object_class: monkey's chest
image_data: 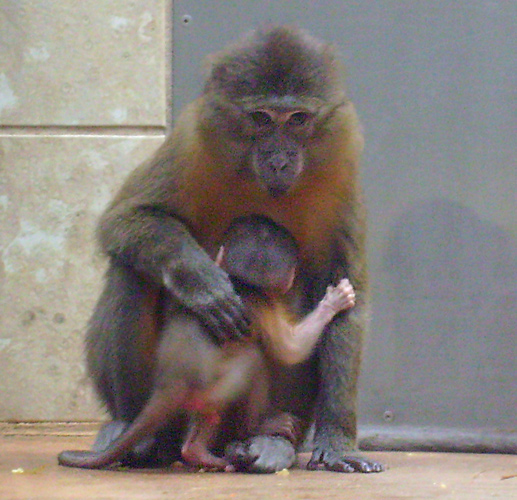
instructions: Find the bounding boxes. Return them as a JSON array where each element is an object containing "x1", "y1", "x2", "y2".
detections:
[{"x1": 188, "y1": 178, "x2": 337, "y2": 266}]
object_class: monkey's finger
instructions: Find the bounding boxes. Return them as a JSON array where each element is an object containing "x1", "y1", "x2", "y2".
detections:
[
  {"x1": 337, "y1": 280, "x2": 353, "y2": 292},
  {"x1": 343, "y1": 299, "x2": 355, "y2": 310},
  {"x1": 58, "y1": 450, "x2": 98, "y2": 469},
  {"x1": 219, "y1": 312, "x2": 250, "y2": 342},
  {"x1": 307, "y1": 449, "x2": 355, "y2": 472},
  {"x1": 327, "y1": 455, "x2": 384, "y2": 473},
  {"x1": 307, "y1": 450, "x2": 334, "y2": 471},
  {"x1": 201, "y1": 313, "x2": 242, "y2": 343},
  {"x1": 216, "y1": 301, "x2": 250, "y2": 338},
  {"x1": 200, "y1": 307, "x2": 249, "y2": 343},
  {"x1": 308, "y1": 448, "x2": 384, "y2": 473},
  {"x1": 223, "y1": 300, "x2": 251, "y2": 333}
]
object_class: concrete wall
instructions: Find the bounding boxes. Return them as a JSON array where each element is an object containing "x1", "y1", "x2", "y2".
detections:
[{"x1": 0, "y1": 1, "x2": 170, "y2": 420}]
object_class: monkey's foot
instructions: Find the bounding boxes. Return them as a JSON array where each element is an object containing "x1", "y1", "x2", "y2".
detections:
[
  {"x1": 259, "y1": 412, "x2": 302, "y2": 445},
  {"x1": 181, "y1": 443, "x2": 230, "y2": 471},
  {"x1": 225, "y1": 436, "x2": 296, "y2": 473},
  {"x1": 307, "y1": 448, "x2": 384, "y2": 473}
]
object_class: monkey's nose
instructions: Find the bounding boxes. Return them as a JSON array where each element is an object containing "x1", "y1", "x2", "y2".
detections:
[{"x1": 268, "y1": 153, "x2": 290, "y2": 172}]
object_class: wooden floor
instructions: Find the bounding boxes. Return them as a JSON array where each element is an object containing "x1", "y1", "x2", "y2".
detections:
[{"x1": 1, "y1": 424, "x2": 516, "y2": 500}]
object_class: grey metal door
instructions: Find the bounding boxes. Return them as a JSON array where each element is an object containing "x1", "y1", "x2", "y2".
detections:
[{"x1": 172, "y1": 1, "x2": 517, "y2": 452}]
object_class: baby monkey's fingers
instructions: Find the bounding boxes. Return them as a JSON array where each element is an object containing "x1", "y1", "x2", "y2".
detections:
[
  {"x1": 335, "y1": 279, "x2": 356, "y2": 309},
  {"x1": 337, "y1": 279, "x2": 355, "y2": 303}
]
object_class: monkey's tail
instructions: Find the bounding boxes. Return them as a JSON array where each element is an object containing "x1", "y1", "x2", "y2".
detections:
[{"x1": 58, "y1": 387, "x2": 188, "y2": 469}]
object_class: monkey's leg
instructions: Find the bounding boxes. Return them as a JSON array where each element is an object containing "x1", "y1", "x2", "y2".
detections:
[
  {"x1": 208, "y1": 346, "x2": 265, "y2": 403},
  {"x1": 181, "y1": 347, "x2": 265, "y2": 471},
  {"x1": 307, "y1": 309, "x2": 384, "y2": 473},
  {"x1": 243, "y1": 362, "x2": 269, "y2": 434},
  {"x1": 225, "y1": 360, "x2": 315, "y2": 473},
  {"x1": 84, "y1": 264, "x2": 184, "y2": 466},
  {"x1": 86, "y1": 265, "x2": 156, "y2": 420},
  {"x1": 181, "y1": 414, "x2": 231, "y2": 471}
]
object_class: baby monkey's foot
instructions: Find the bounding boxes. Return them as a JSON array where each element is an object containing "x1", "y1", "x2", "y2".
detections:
[{"x1": 322, "y1": 279, "x2": 356, "y2": 314}]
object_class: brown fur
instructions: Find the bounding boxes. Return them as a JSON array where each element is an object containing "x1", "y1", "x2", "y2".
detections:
[{"x1": 80, "y1": 26, "x2": 382, "y2": 474}]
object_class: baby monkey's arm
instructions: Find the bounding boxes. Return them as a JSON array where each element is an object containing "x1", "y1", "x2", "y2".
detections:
[{"x1": 263, "y1": 279, "x2": 355, "y2": 365}]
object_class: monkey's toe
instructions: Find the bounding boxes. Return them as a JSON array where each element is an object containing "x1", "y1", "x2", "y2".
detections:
[{"x1": 308, "y1": 449, "x2": 384, "y2": 473}]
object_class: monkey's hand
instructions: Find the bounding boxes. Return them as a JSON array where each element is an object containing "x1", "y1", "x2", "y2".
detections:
[
  {"x1": 320, "y1": 279, "x2": 356, "y2": 314},
  {"x1": 307, "y1": 434, "x2": 384, "y2": 473},
  {"x1": 163, "y1": 253, "x2": 249, "y2": 343}
]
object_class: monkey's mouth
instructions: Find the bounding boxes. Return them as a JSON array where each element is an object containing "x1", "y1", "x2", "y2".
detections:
[
  {"x1": 267, "y1": 185, "x2": 290, "y2": 198},
  {"x1": 257, "y1": 166, "x2": 299, "y2": 197}
]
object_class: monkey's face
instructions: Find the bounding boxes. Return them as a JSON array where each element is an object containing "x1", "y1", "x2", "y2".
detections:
[
  {"x1": 248, "y1": 108, "x2": 315, "y2": 197},
  {"x1": 201, "y1": 27, "x2": 347, "y2": 196}
]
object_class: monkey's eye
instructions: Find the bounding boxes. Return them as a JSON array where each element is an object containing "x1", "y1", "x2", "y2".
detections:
[
  {"x1": 250, "y1": 111, "x2": 273, "y2": 127},
  {"x1": 287, "y1": 112, "x2": 312, "y2": 127}
]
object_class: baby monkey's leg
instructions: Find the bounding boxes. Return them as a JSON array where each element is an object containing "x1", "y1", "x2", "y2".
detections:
[{"x1": 181, "y1": 345, "x2": 268, "y2": 471}]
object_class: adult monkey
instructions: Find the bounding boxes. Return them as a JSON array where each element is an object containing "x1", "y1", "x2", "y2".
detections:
[{"x1": 86, "y1": 26, "x2": 382, "y2": 473}]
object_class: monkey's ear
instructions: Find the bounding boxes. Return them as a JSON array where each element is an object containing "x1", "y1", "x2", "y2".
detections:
[
  {"x1": 284, "y1": 267, "x2": 296, "y2": 293},
  {"x1": 215, "y1": 246, "x2": 225, "y2": 267}
]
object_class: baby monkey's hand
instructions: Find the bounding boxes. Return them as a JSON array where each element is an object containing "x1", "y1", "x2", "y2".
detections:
[{"x1": 321, "y1": 279, "x2": 356, "y2": 314}]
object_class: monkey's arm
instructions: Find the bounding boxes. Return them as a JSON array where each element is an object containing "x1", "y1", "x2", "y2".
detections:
[
  {"x1": 97, "y1": 189, "x2": 248, "y2": 343},
  {"x1": 308, "y1": 305, "x2": 381, "y2": 472},
  {"x1": 263, "y1": 279, "x2": 355, "y2": 365},
  {"x1": 307, "y1": 213, "x2": 383, "y2": 473}
]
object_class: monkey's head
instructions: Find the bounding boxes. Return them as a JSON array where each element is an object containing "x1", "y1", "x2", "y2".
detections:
[
  {"x1": 216, "y1": 215, "x2": 299, "y2": 295},
  {"x1": 200, "y1": 26, "x2": 347, "y2": 197}
]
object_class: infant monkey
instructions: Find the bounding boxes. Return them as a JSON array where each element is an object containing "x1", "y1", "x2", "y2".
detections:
[
  {"x1": 58, "y1": 215, "x2": 355, "y2": 471},
  {"x1": 218, "y1": 216, "x2": 356, "y2": 366}
]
